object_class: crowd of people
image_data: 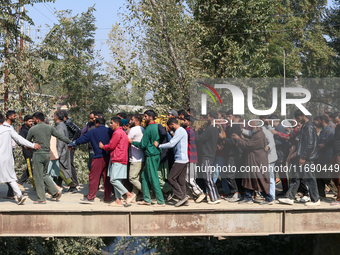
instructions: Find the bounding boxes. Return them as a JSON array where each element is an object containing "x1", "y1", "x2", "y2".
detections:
[{"x1": 0, "y1": 107, "x2": 339, "y2": 208}]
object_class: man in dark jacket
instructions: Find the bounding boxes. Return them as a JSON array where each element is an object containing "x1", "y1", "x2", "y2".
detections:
[
  {"x1": 279, "y1": 109, "x2": 320, "y2": 206},
  {"x1": 195, "y1": 111, "x2": 220, "y2": 204},
  {"x1": 220, "y1": 109, "x2": 242, "y2": 202},
  {"x1": 17, "y1": 115, "x2": 34, "y2": 189}
]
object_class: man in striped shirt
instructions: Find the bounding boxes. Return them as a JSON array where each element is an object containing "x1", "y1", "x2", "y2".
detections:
[{"x1": 182, "y1": 115, "x2": 205, "y2": 203}]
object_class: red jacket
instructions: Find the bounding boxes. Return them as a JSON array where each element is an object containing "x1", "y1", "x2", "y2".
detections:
[{"x1": 102, "y1": 127, "x2": 129, "y2": 165}]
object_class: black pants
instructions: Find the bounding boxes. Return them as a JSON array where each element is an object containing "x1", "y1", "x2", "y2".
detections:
[
  {"x1": 201, "y1": 159, "x2": 220, "y2": 202},
  {"x1": 168, "y1": 163, "x2": 188, "y2": 200},
  {"x1": 70, "y1": 148, "x2": 79, "y2": 186},
  {"x1": 315, "y1": 162, "x2": 331, "y2": 198},
  {"x1": 275, "y1": 159, "x2": 288, "y2": 192},
  {"x1": 223, "y1": 156, "x2": 239, "y2": 194},
  {"x1": 17, "y1": 158, "x2": 33, "y2": 185},
  {"x1": 286, "y1": 160, "x2": 319, "y2": 202}
]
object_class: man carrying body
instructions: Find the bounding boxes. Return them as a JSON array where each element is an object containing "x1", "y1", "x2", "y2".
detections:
[
  {"x1": 26, "y1": 112, "x2": 70, "y2": 204},
  {"x1": 70, "y1": 118, "x2": 113, "y2": 204},
  {"x1": 17, "y1": 115, "x2": 34, "y2": 190},
  {"x1": 129, "y1": 110, "x2": 165, "y2": 207},
  {"x1": 0, "y1": 113, "x2": 41, "y2": 204}
]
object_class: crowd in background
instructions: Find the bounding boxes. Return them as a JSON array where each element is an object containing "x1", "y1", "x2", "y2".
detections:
[{"x1": 0, "y1": 107, "x2": 339, "y2": 207}]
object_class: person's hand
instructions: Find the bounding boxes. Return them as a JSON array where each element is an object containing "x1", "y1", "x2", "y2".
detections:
[
  {"x1": 318, "y1": 144, "x2": 324, "y2": 149},
  {"x1": 232, "y1": 133, "x2": 240, "y2": 141},
  {"x1": 129, "y1": 138, "x2": 133, "y2": 144},
  {"x1": 33, "y1": 143, "x2": 41, "y2": 150},
  {"x1": 217, "y1": 145, "x2": 222, "y2": 150},
  {"x1": 195, "y1": 125, "x2": 201, "y2": 131},
  {"x1": 219, "y1": 132, "x2": 224, "y2": 139},
  {"x1": 166, "y1": 126, "x2": 170, "y2": 132},
  {"x1": 99, "y1": 141, "x2": 104, "y2": 149},
  {"x1": 265, "y1": 146, "x2": 269, "y2": 152},
  {"x1": 270, "y1": 130, "x2": 278, "y2": 135},
  {"x1": 299, "y1": 158, "x2": 306, "y2": 165},
  {"x1": 154, "y1": 141, "x2": 159, "y2": 147}
]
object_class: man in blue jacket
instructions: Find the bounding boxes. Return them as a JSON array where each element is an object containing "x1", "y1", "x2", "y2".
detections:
[{"x1": 69, "y1": 118, "x2": 113, "y2": 204}]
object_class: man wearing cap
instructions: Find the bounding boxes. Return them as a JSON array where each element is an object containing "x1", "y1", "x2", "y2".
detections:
[{"x1": 167, "y1": 110, "x2": 178, "y2": 119}]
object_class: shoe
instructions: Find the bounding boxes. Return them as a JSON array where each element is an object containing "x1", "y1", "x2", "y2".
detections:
[
  {"x1": 3, "y1": 196, "x2": 15, "y2": 200},
  {"x1": 228, "y1": 193, "x2": 242, "y2": 203},
  {"x1": 195, "y1": 193, "x2": 206, "y2": 203},
  {"x1": 126, "y1": 193, "x2": 136, "y2": 204},
  {"x1": 207, "y1": 195, "x2": 211, "y2": 203},
  {"x1": 300, "y1": 196, "x2": 311, "y2": 203},
  {"x1": 278, "y1": 198, "x2": 294, "y2": 205},
  {"x1": 259, "y1": 200, "x2": 274, "y2": 205},
  {"x1": 183, "y1": 200, "x2": 189, "y2": 206},
  {"x1": 330, "y1": 201, "x2": 340, "y2": 206},
  {"x1": 17, "y1": 196, "x2": 26, "y2": 205},
  {"x1": 208, "y1": 199, "x2": 221, "y2": 205},
  {"x1": 165, "y1": 191, "x2": 175, "y2": 201},
  {"x1": 305, "y1": 200, "x2": 321, "y2": 206},
  {"x1": 238, "y1": 199, "x2": 253, "y2": 204},
  {"x1": 276, "y1": 191, "x2": 286, "y2": 197},
  {"x1": 295, "y1": 195, "x2": 301, "y2": 202},
  {"x1": 52, "y1": 191, "x2": 62, "y2": 201},
  {"x1": 68, "y1": 186, "x2": 78, "y2": 193},
  {"x1": 175, "y1": 197, "x2": 189, "y2": 207},
  {"x1": 79, "y1": 197, "x2": 94, "y2": 204}
]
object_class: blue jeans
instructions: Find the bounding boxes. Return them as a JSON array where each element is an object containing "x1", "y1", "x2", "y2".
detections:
[
  {"x1": 269, "y1": 163, "x2": 275, "y2": 200},
  {"x1": 213, "y1": 156, "x2": 225, "y2": 183}
]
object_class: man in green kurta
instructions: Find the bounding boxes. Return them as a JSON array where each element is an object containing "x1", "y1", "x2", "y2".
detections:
[
  {"x1": 27, "y1": 112, "x2": 71, "y2": 204},
  {"x1": 129, "y1": 110, "x2": 165, "y2": 206}
]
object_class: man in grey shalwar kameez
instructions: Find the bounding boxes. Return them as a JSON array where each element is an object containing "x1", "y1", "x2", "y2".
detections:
[
  {"x1": 54, "y1": 111, "x2": 76, "y2": 191},
  {"x1": 0, "y1": 113, "x2": 40, "y2": 204}
]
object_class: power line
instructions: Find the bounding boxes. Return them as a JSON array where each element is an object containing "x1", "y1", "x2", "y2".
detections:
[
  {"x1": 32, "y1": 6, "x2": 55, "y2": 24},
  {"x1": 43, "y1": 3, "x2": 58, "y2": 22}
]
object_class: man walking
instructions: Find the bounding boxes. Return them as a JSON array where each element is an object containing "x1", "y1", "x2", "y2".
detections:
[
  {"x1": 54, "y1": 111, "x2": 77, "y2": 192},
  {"x1": 26, "y1": 112, "x2": 70, "y2": 204},
  {"x1": 80, "y1": 111, "x2": 97, "y2": 171},
  {"x1": 154, "y1": 118, "x2": 189, "y2": 207},
  {"x1": 0, "y1": 113, "x2": 41, "y2": 205},
  {"x1": 70, "y1": 118, "x2": 113, "y2": 204},
  {"x1": 61, "y1": 110, "x2": 81, "y2": 187},
  {"x1": 127, "y1": 115, "x2": 145, "y2": 200},
  {"x1": 99, "y1": 117, "x2": 135, "y2": 206},
  {"x1": 129, "y1": 110, "x2": 165, "y2": 207},
  {"x1": 279, "y1": 110, "x2": 320, "y2": 206},
  {"x1": 17, "y1": 115, "x2": 34, "y2": 189},
  {"x1": 181, "y1": 115, "x2": 205, "y2": 203},
  {"x1": 194, "y1": 111, "x2": 221, "y2": 204}
]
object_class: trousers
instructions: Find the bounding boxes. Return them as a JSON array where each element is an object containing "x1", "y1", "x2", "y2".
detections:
[
  {"x1": 141, "y1": 155, "x2": 164, "y2": 204},
  {"x1": 168, "y1": 163, "x2": 188, "y2": 200}
]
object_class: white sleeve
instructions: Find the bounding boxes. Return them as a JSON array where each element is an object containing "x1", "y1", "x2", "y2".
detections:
[
  {"x1": 242, "y1": 129, "x2": 253, "y2": 137},
  {"x1": 10, "y1": 129, "x2": 35, "y2": 149}
]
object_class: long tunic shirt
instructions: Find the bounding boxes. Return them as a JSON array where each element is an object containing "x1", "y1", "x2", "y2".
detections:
[{"x1": 0, "y1": 125, "x2": 36, "y2": 182}]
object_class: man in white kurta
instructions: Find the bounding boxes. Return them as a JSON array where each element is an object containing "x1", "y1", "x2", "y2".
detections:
[{"x1": 0, "y1": 116, "x2": 40, "y2": 205}]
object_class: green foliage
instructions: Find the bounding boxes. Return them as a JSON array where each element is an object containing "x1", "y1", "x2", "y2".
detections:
[{"x1": 0, "y1": 237, "x2": 105, "y2": 255}]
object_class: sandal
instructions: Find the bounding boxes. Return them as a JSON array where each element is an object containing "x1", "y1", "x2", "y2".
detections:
[
  {"x1": 330, "y1": 201, "x2": 340, "y2": 206},
  {"x1": 33, "y1": 201, "x2": 46, "y2": 204},
  {"x1": 108, "y1": 202, "x2": 123, "y2": 207}
]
